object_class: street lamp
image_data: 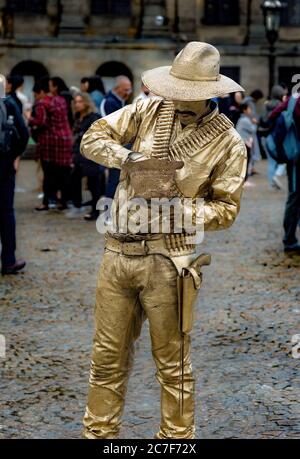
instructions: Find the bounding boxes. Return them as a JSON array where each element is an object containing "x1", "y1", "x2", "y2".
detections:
[{"x1": 261, "y1": 0, "x2": 287, "y2": 95}]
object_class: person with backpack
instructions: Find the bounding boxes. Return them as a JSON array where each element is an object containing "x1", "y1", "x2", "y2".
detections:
[
  {"x1": 0, "y1": 76, "x2": 29, "y2": 275},
  {"x1": 259, "y1": 85, "x2": 287, "y2": 190},
  {"x1": 267, "y1": 94, "x2": 300, "y2": 253}
]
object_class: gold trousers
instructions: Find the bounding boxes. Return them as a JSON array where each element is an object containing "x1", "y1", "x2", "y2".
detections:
[{"x1": 83, "y1": 249, "x2": 195, "y2": 439}]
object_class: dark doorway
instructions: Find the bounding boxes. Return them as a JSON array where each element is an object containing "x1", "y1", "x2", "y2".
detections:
[
  {"x1": 10, "y1": 60, "x2": 49, "y2": 106},
  {"x1": 10, "y1": 60, "x2": 49, "y2": 81},
  {"x1": 96, "y1": 61, "x2": 133, "y2": 81}
]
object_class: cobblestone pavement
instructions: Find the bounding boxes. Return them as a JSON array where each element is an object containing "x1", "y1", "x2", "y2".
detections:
[{"x1": 0, "y1": 160, "x2": 299, "y2": 439}]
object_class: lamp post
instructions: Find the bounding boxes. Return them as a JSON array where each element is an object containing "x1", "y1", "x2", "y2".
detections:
[{"x1": 261, "y1": 0, "x2": 287, "y2": 95}]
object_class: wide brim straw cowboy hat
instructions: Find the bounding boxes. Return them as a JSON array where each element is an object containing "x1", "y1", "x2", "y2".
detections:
[{"x1": 142, "y1": 42, "x2": 244, "y2": 101}]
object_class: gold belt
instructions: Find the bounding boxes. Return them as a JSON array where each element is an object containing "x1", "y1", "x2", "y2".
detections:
[{"x1": 105, "y1": 233, "x2": 196, "y2": 257}]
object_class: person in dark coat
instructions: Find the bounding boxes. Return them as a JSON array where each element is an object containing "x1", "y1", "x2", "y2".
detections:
[
  {"x1": 67, "y1": 92, "x2": 105, "y2": 221},
  {"x1": 0, "y1": 82, "x2": 29, "y2": 275},
  {"x1": 5, "y1": 75, "x2": 24, "y2": 114},
  {"x1": 99, "y1": 75, "x2": 132, "y2": 199},
  {"x1": 217, "y1": 93, "x2": 232, "y2": 118},
  {"x1": 228, "y1": 91, "x2": 244, "y2": 126},
  {"x1": 269, "y1": 95, "x2": 300, "y2": 253}
]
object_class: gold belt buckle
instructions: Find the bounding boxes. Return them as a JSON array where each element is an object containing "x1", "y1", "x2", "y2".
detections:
[{"x1": 120, "y1": 239, "x2": 149, "y2": 256}]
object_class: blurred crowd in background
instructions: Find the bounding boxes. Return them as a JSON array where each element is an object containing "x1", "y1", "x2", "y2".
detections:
[
  {"x1": 6, "y1": 73, "x2": 135, "y2": 221},
  {"x1": 0, "y1": 71, "x2": 299, "y2": 274}
]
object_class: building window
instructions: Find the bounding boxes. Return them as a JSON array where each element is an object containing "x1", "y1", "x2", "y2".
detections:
[
  {"x1": 278, "y1": 67, "x2": 300, "y2": 93},
  {"x1": 281, "y1": 0, "x2": 300, "y2": 26},
  {"x1": 8, "y1": 0, "x2": 47, "y2": 14},
  {"x1": 221, "y1": 66, "x2": 240, "y2": 84},
  {"x1": 203, "y1": 0, "x2": 239, "y2": 26},
  {"x1": 91, "y1": 0, "x2": 131, "y2": 16}
]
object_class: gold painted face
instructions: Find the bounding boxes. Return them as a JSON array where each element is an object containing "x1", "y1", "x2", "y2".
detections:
[{"x1": 173, "y1": 100, "x2": 210, "y2": 125}]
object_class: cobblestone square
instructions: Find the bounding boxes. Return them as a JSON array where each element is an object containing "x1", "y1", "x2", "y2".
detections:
[{"x1": 0, "y1": 160, "x2": 299, "y2": 439}]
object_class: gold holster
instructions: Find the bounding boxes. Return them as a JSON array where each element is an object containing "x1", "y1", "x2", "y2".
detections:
[
  {"x1": 177, "y1": 253, "x2": 211, "y2": 416},
  {"x1": 177, "y1": 253, "x2": 211, "y2": 334}
]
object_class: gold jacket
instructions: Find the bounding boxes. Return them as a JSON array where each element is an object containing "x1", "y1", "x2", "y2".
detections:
[{"x1": 81, "y1": 97, "x2": 248, "y2": 233}]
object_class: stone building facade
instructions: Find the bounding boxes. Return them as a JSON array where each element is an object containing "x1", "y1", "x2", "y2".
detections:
[{"x1": 0, "y1": 0, "x2": 300, "y2": 98}]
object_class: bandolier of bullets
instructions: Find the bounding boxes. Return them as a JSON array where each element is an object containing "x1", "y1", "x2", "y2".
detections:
[
  {"x1": 151, "y1": 100, "x2": 197, "y2": 255},
  {"x1": 169, "y1": 113, "x2": 233, "y2": 160},
  {"x1": 151, "y1": 100, "x2": 176, "y2": 160},
  {"x1": 164, "y1": 233, "x2": 197, "y2": 256}
]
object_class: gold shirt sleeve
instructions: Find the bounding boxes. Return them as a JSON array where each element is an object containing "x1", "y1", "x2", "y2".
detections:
[
  {"x1": 200, "y1": 138, "x2": 248, "y2": 231},
  {"x1": 80, "y1": 99, "x2": 143, "y2": 169}
]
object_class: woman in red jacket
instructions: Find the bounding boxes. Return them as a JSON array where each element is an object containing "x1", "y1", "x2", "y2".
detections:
[{"x1": 30, "y1": 77, "x2": 73, "y2": 211}]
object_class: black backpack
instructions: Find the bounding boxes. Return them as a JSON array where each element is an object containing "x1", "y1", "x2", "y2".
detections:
[{"x1": 0, "y1": 98, "x2": 20, "y2": 157}]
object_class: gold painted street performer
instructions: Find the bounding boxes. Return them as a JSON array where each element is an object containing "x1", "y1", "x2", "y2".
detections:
[{"x1": 80, "y1": 42, "x2": 248, "y2": 439}]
